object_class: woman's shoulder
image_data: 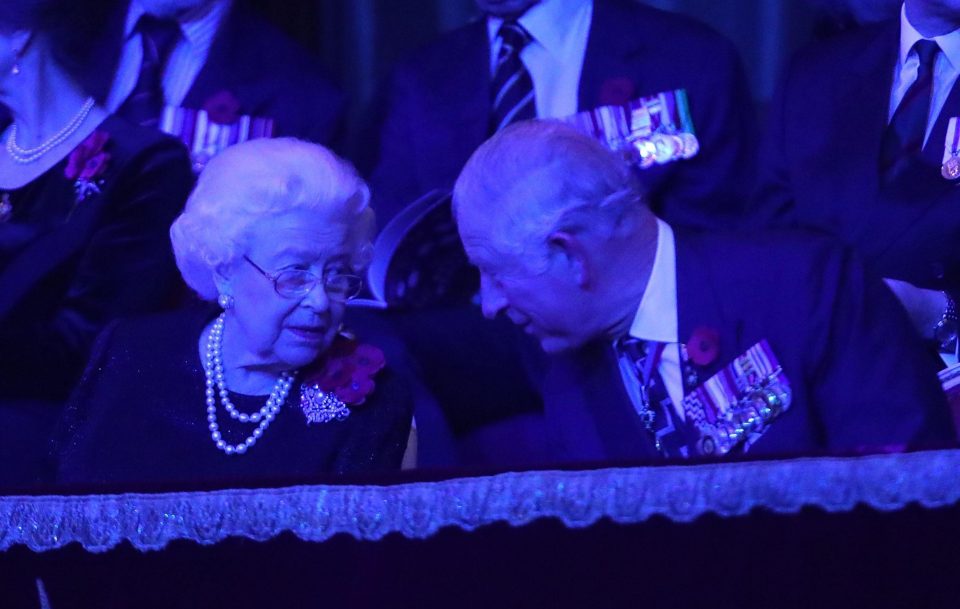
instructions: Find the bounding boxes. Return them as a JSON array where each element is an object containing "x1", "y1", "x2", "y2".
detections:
[
  {"x1": 91, "y1": 115, "x2": 193, "y2": 183},
  {"x1": 113, "y1": 304, "x2": 214, "y2": 341}
]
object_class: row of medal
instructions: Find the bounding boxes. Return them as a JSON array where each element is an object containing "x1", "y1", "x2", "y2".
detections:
[
  {"x1": 681, "y1": 339, "x2": 792, "y2": 457},
  {"x1": 560, "y1": 88, "x2": 700, "y2": 169},
  {"x1": 159, "y1": 105, "x2": 275, "y2": 174}
]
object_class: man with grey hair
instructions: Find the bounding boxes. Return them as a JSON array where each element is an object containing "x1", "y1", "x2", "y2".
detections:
[{"x1": 455, "y1": 119, "x2": 955, "y2": 462}]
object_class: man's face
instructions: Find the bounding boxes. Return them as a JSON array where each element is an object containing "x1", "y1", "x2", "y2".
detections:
[
  {"x1": 457, "y1": 209, "x2": 595, "y2": 354},
  {"x1": 474, "y1": 0, "x2": 540, "y2": 18}
]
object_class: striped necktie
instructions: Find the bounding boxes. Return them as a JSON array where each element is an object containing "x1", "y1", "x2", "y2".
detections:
[
  {"x1": 880, "y1": 39, "x2": 940, "y2": 184},
  {"x1": 490, "y1": 21, "x2": 536, "y2": 134},
  {"x1": 117, "y1": 15, "x2": 181, "y2": 128}
]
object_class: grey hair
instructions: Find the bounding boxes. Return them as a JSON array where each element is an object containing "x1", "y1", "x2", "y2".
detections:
[
  {"x1": 170, "y1": 138, "x2": 374, "y2": 300},
  {"x1": 453, "y1": 119, "x2": 645, "y2": 271}
]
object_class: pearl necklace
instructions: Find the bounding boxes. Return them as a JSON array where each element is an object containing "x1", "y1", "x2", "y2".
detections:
[
  {"x1": 5, "y1": 97, "x2": 96, "y2": 164},
  {"x1": 204, "y1": 313, "x2": 296, "y2": 455}
]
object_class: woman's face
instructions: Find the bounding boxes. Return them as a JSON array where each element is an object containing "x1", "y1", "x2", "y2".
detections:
[{"x1": 218, "y1": 208, "x2": 355, "y2": 374}]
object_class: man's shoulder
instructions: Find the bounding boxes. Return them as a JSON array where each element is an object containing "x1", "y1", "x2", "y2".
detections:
[
  {"x1": 594, "y1": 0, "x2": 737, "y2": 52},
  {"x1": 104, "y1": 306, "x2": 212, "y2": 350},
  {"x1": 787, "y1": 20, "x2": 898, "y2": 80},
  {"x1": 679, "y1": 228, "x2": 849, "y2": 271}
]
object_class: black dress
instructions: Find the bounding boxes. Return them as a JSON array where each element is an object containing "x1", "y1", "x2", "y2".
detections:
[
  {"x1": 0, "y1": 115, "x2": 193, "y2": 489},
  {"x1": 53, "y1": 306, "x2": 414, "y2": 490}
]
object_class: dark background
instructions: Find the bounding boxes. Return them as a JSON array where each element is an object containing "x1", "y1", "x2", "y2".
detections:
[{"x1": 244, "y1": 0, "x2": 905, "y2": 160}]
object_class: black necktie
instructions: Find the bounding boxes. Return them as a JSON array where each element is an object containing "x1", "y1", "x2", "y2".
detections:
[
  {"x1": 616, "y1": 338, "x2": 690, "y2": 458},
  {"x1": 117, "y1": 15, "x2": 181, "y2": 128},
  {"x1": 490, "y1": 21, "x2": 536, "y2": 134},
  {"x1": 880, "y1": 39, "x2": 940, "y2": 183}
]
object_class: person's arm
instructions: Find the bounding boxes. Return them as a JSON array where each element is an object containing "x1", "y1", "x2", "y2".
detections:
[
  {"x1": 809, "y1": 245, "x2": 955, "y2": 451},
  {"x1": 883, "y1": 278, "x2": 952, "y2": 343}
]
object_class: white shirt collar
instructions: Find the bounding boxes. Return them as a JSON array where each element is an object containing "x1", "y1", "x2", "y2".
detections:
[
  {"x1": 125, "y1": 0, "x2": 231, "y2": 48},
  {"x1": 628, "y1": 219, "x2": 678, "y2": 344},
  {"x1": 900, "y1": 3, "x2": 960, "y2": 71},
  {"x1": 487, "y1": 0, "x2": 591, "y2": 57}
]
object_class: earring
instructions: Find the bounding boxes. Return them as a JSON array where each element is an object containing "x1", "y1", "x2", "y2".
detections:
[
  {"x1": 217, "y1": 293, "x2": 234, "y2": 310},
  {"x1": 11, "y1": 49, "x2": 21, "y2": 76}
]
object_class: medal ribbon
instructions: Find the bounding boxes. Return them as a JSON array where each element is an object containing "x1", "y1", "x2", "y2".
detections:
[{"x1": 943, "y1": 117, "x2": 959, "y2": 164}]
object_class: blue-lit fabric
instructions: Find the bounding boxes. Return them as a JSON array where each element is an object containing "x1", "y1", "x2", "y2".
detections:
[{"x1": 3, "y1": 449, "x2": 959, "y2": 552}]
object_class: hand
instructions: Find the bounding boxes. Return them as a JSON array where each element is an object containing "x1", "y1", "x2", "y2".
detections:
[{"x1": 883, "y1": 278, "x2": 948, "y2": 340}]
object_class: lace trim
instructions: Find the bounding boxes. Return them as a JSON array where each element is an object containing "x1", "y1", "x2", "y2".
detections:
[{"x1": 3, "y1": 449, "x2": 958, "y2": 553}]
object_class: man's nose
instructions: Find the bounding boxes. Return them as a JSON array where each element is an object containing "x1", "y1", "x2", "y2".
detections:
[{"x1": 479, "y1": 273, "x2": 508, "y2": 319}]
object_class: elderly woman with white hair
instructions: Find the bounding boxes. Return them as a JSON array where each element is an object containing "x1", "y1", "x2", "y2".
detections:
[{"x1": 52, "y1": 138, "x2": 414, "y2": 487}]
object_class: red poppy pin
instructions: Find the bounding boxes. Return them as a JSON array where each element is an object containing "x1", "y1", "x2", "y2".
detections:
[
  {"x1": 686, "y1": 326, "x2": 720, "y2": 367},
  {"x1": 65, "y1": 130, "x2": 111, "y2": 202},
  {"x1": 298, "y1": 337, "x2": 386, "y2": 425},
  {"x1": 203, "y1": 89, "x2": 242, "y2": 125}
]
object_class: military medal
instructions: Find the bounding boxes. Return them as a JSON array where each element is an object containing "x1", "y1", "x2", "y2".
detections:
[
  {"x1": 681, "y1": 340, "x2": 792, "y2": 457},
  {"x1": 942, "y1": 118, "x2": 960, "y2": 181},
  {"x1": 160, "y1": 105, "x2": 274, "y2": 174},
  {"x1": 559, "y1": 88, "x2": 700, "y2": 170}
]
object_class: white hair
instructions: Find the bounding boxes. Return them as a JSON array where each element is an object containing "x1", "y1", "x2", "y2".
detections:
[
  {"x1": 453, "y1": 119, "x2": 645, "y2": 271},
  {"x1": 170, "y1": 138, "x2": 374, "y2": 300}
]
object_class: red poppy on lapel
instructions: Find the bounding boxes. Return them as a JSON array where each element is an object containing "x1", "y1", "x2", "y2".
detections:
[
  {"x1": 203, "y1": 89, "x2": 242, "y2": 125},
  {"x1": 598, "y1": 77, "x2": 636, "y2": 106},
  {"x1": 686, "y1": 326, "x2": 720, "y2": 367},
  {"x1": 301, "y1": 337, "x2": 386, "y2": 406},
  {"x1": 64, "y1": 130, "x2": 111, "y2": 182}
]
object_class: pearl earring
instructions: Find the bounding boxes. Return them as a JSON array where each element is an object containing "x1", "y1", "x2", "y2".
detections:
[
  {"x1": 218, "y1": 293, "x2": 234, "y2": 310},
  {"x1": 10, "y1": 49, "x2": 21, "y2": 76}
]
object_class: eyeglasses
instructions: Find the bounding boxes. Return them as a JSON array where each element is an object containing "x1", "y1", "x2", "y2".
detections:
[{"x1": 243, "y1": 255, "x2": 363, "y2": 301}]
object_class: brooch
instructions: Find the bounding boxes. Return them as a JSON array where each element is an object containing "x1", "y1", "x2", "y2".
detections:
[{"x1": 298, "y1": 337, "x2": 386, "y2": 425}]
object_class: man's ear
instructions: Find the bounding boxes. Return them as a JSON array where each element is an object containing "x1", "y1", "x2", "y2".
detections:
[{"x1": 547, "y1": 230, "x2": 591, "y2": 288}]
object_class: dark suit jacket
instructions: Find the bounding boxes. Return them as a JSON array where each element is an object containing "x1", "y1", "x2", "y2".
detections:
[
  {"x1": 754, "y1": 20, "x2": 960, "y2": 293},
  {"x1": 371, "y1": 0, "x2": 755, "y2": 228},
  {"x1": 83, "y1": 1, "x2": 344, "y2": 144},
  {"x1": 541, "y1": 229, "x2": 954, "y2": 464},
  {"x1": 0, "y1": 116, "x2": 193, "y2": 491},
  {"x1": 52, "y1": 305, "x2": 414, "y2": 491},
  {"x1": 0, "y1": 116, "x2": 193, "y2": 402}
]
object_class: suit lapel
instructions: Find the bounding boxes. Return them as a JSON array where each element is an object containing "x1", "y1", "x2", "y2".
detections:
[
  {"x1": 182, "y1": 4, "x2": 242, "y2": 110},
  {"x1": 578, "y1": 0, "x2": 646, "y2": 111},
  {"x1": 833, "y1": 23, "x2": 899, "y2": 205},
  {"x1": 674, "y1": 231, "x2": 744, "y2": 388}
]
